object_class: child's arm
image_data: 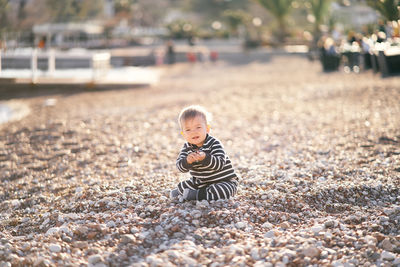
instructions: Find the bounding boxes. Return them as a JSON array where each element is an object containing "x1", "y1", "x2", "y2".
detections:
[
  {"x1": 176, "y1": 147, "x2": 193, "y2": 173},
  {"x1": 198, "y1": 141, "x2": 226, "y2": 171}
]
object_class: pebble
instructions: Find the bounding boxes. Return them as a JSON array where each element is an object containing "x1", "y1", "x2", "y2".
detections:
[
  {"x1": 381, "y1": 251, "x2": 395, "y2": 261},
  {"x1": 235, "y1": 222, "x2": 246, "y2": 229},
  {"x1": 381, "y1": 238, "x2": 393, "y2": 251},
  {"x1": 311, "y1": 224, "x2": 324, "y2": 234},
  {"x1": 302, "y1": 246, "x2": 320, "y2": 258},
  {"x1": 88, "y1": 255, "x2": 103, "y2": 265},
  {"x1": 120, "y1": 234, "x2": 135, "y2": 244},
  {"x1": 49, "y1": 244, "x2": 61, "y2": 253}
]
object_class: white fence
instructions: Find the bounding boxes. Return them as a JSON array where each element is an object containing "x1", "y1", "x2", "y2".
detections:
[{"x1": 0, "y1": 48, "x2": 111, "y2": 83}]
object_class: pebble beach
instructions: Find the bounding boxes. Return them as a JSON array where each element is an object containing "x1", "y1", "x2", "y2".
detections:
[{"x1": 1, "y1": 55, "x2": 400, "y2": 266}]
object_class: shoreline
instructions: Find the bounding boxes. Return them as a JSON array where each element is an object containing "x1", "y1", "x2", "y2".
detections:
[{"x1": 0, "y1": 100, "x2": 30, "y2": 125}]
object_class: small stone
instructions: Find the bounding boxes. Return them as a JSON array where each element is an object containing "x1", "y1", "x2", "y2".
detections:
[
  {"x1": 264, "y1": 230, "x2": 275, "y2": 239},
  {"x1": 87, "y1": 232, "x2": 97, "y2": 240},
  {"x1": 262, "y1": 222, "x2": 273, "y2": 229},
  {"x1": 33, "y1": 257, "x2": 51, "y2": 267},
  {"x1": 302, "y1": 246, "x2": 320, "y2": 258},
  {"x1": 170, "y1": 225, "x2": 180, "y2": 232},
  {"x1": 45, "y1": 227, "x2": 59, "y2": 236},
  {"x1": 250, "y1": 248, "x2": 260, "y2": 260},
  {"x1": 106, "y1": 221, "x2": 116, "y2": 228},
  {"x1": 72, "y1": 241, "x2": 88, "y2": 249},
  {"x1": 381, "y1": 251, "x2": 395, "y2": 261},
  {"x1": 311, "y1": 224, "x2": 324, "y2": 234},
  {"x1": 320, "y1": 250, "x2": 328, "y2": 259},
  {"x1": 76, "y1": 226, "x2": 89, "y2": 236},
  {"x1": 49, "y1": 244, "x2": 61, "y2": 253},
  {"x1": 381, "y1": 238, "x2": 393, "y2": 251},
  {"x1": 235, "y1": 222, "x2": 246, "y2": 229},
  {"x1": 280, "y1": 222, "x2": 290, "y2": 229},
  {"x1": 11, "y1": 199, "x2": 20, "y2": 207},
  {"x1": 146, "y1": 255, "x2": 164, "y2": 266},
  {"x1": 373, "y1": 232, "x2": 386, "y2": 242},
  {"x1": 88, "y1": 254, "x2": 103, "y2": 265},
  {"x1": 121, "y1": 234, "x2": 135, "y2": 244}
]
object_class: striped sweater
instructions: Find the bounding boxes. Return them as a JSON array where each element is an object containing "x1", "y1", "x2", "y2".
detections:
[{"x1": 176, "y1": 134, "x2": 238, "y2": 186}]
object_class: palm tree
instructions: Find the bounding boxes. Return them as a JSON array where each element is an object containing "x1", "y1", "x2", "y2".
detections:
[
  {"x1": 0, "y1": 0, "x2": 10, "y2": 38},
  {"x1": 254, "y1": 0, "x2": 294, "y2": 43},
  {"x1": 223, "y1": 9, "x2": 250, "y2": 38},
  {"x1": 307, "y1": 0, "x2": 332, "y2": 44},
  {"x1": 365, "y1": 0, "x2": 399, "y2": 21}
]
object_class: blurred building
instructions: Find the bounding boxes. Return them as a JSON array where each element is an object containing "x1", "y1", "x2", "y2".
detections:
[
  {"x1": 331, "y1": 1, "x2": 378, "y2": 30},
  {"x1": 32, "y1": 23, "x2": 105, "y2": 49}
]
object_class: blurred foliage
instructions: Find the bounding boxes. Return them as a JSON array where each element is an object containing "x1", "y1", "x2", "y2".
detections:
[
  {"x1": 254, "y1": 0, "x2": 294, "y2": 41},
  {"x1": 45, "y1": 0, "x2": 105, "y2": 23},
  {"x1": 222, "y1": 9, "x2": 251, "y2": 37},
  {"x1": 166, "y1": 19, "x2": 197, "y2": 39},
  {"x1": 182, "y1": 0, "x2": 251, "y2": 21},
  {"x1": 304, "y1": 0, "x2": 333, "y2": 43},
  {"x1": 365, "y1": 0, "x2": 399, "y2": 21},
  {"x1": 122, "y1": 0, "x2": 173, "y2": 27},
  {"x1": 0, "y1": 0, "x2": 10, "y2": 37}
]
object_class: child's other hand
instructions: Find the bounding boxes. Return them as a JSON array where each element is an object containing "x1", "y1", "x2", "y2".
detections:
[{"x1": 186, "y1": 152, "x2": 197, "y2": 164}]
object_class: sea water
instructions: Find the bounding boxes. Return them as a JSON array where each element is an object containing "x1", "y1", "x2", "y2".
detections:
[
  {"x1": 0, "y1": 101, "x2": 30, "y2": 125},
  {"x1": 0, "y1": 103, "x2": 13, "y2": 124}
]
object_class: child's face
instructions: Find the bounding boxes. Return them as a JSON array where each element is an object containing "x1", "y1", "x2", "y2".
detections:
[{"x1": 180, "y1": 115, "x2": 210, "y2": 147}]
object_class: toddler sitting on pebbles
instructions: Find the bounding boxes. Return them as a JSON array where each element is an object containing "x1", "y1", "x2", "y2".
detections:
[{"x1": 170, "y1": 105, "x2": 239, "y2": 201}]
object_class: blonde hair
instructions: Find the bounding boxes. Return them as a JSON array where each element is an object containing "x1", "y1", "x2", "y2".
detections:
[{"x1": 178, "y1": 105, "x2": 212, "y2": 128}]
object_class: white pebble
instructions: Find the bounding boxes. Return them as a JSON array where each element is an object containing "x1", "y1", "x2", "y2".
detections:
[
  {"x1": 311, "y1": 224, "x2": 324, "y2": 234},
  {"x1": 381, "y1": 251, "x2": 395, "y2": 261},
  {"x1": 49, "y1": 244, "x2": 61, "y2": 253},
  {"x1": 88, "y1": 254, "x2": 103, "y2": 265},
  {"x1": 235, "y1": 222, "x2": 246, "y2": 229}
]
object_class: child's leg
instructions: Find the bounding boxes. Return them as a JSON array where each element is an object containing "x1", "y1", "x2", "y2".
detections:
[
  {"x1": 199, "y1": 180, "x2": 238, "y2": 201},
  {"x1": 170, "y1": 179, "x2": 198, "y2": 199},
  {"x1": 177, "y1": 179, "x2": 197, "y2": 194}
]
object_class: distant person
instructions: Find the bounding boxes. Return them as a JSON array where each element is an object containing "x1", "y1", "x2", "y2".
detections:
[
  {"x1": 166, "y1": 40, "x2": 175, "y2": 64},
  {"x1": 210, "y1": 51, "x2": 218, "y2": 62},
  {"x1": 38, "y1": 37, "x2": 46, "y2": 49},
  {"x1": 347, "y1": 31, "x2": 357, "y2": 44},
  {"x1": 0, "y1": 40, "x2": 5, "y2": 51},
  {"x1": 378, "y1": 19, "x2": 386, "y2": 34},
  {"x1": 170, "y1": 105, "x2": 239, "y2": 201},
  {"x1": 323, "y1": 37, "x2": 338, "y2": 55},
  {"x1": 188, "y1": 36, "x2": 196, "y2": 46}
]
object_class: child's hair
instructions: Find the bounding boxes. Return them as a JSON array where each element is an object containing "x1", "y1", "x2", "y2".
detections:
[{"x1": 178, "y1": 105, "x2": 212, "y2": 128}]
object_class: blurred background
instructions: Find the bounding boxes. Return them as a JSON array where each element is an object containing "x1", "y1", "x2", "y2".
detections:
[
  {"x1": 0, "y1": 0, "x2": 399, "y2": 81},
  {"x1": 0, "y1": 0, "x2": 398, "y2": 51}
]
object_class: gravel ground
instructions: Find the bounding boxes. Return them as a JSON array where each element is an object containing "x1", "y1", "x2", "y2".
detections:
[{"x1": 1, "y1": 55, "x2": 400, "y2": 267}]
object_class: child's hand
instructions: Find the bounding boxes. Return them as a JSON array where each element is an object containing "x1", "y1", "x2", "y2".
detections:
[
  {"x1": 186, "y1": 152, "x2": 197, "y2": 164},
  {"x1": 187, "y1": 151, "x2": 206, "y2": 164}
]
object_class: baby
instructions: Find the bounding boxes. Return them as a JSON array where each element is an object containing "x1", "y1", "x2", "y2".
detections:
[{"x1": 170, "y1": 105, "x2": 239, "y2": 201}]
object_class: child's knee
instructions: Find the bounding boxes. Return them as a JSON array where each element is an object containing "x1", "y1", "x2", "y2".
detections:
[{"x1": 207, "y1": 183, "x2": 236, "y2": 200}]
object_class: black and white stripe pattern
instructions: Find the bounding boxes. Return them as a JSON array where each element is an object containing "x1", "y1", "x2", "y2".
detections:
[{"x1": 176, "y1": 134, "x2": 238, "y2": 200}]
